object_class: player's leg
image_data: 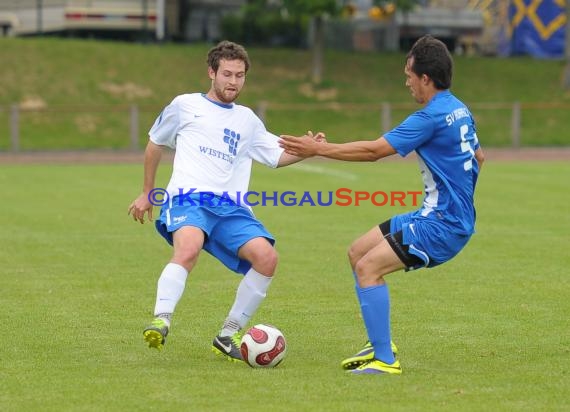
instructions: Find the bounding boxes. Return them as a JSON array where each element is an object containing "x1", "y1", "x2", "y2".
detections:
[
  {"x1": 341, "y1": 225, "x2": 399, "y2": 369},
  {"x1": 347, "y1": 225, "x2": 385, "y2": 271},
  {"x1": 341, "y1": 230, "x2": 405, "y2": 373},
  {"x1": 157, "y1": 225, "x2": 205, "y2": 317},
  {"x1": 345, "y1": 215, "x2": 427, "y2": 374},
  {"x1": 345, "y1": 238, "x2": 404, "y2": 374},
  {"x1": 353, "y1": 216, "x2": 429, "y2": 374},
  {"x1": 232, "y1": 237, "x2": 277, "y2": 329},
  {"x1": 144, "y1": 226, "x2": 205, "y2": 350},
  {"x1": 212, "y1": 237, "x2": 277, "y2": 362}
]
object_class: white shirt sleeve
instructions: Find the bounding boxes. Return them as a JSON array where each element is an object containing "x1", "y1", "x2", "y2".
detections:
[
  {"x1": 148, "y1": 98, "x2": 180, "y2": 149},
  {"x1": 248, "y1": 121, "x2": 284, "y2": 168}
]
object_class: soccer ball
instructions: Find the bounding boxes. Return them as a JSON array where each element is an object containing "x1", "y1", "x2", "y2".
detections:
[{"x1": 240, "y1": 324, "x2": 287, "y2": 368}]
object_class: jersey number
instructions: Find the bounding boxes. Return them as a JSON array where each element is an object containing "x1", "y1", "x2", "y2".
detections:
[{"x1": 460, "y1": 124, "x2": 475, "y2": 171}]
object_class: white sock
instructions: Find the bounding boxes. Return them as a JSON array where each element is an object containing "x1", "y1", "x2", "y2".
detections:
[
  {"x1": 221, "y1": 268, "x2": 273, "y2": 336},
  {"x1": 153, "y1": 263, "x2": 189, "y2": 324}
]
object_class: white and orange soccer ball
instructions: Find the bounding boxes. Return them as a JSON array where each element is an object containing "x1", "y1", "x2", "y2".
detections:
[{"x1": 240, "y1": 324, "x2": 287, "y2": 368}]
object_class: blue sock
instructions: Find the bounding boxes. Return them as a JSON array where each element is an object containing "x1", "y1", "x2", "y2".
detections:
[{"x1": 356, "y1": 283, "x2": 395, "y2": 364}]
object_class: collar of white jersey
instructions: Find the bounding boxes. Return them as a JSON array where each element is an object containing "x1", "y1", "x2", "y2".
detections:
[{"x1": 201, "y1": 93, "x2": 234, "y2": 109}]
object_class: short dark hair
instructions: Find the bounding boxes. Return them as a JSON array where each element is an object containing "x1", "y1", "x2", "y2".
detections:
[
  {"x1": 207, "y1": 40, "x2": 250, "y2": 73},
  {"x1": 407, "y1": 35, "x2": 453, "y2": 90}
]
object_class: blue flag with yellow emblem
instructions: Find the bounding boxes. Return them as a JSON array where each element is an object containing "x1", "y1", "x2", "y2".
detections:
[{"x1": 500, "y1": 0, "x2": 566, "y2": 58}]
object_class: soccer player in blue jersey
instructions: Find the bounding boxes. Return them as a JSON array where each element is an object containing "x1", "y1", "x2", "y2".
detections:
[
  {"x1": 128, "y1": 41, "x2": 309, "y2": 362},
  {"x1": 279, "y1": 35, "x2": 485, "y2": 375}
]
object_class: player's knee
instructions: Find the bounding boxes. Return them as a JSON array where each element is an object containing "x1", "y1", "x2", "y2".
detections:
[
  {"x1": 172, "y1": 245, "x2": 201, "y2": 269},
  {"x1": 354, "y1": 258, "x2": 378, "y2": 281},
  {"x1": 353, "y1": 259, "x2": 366, "y2": 279},
  {"x1": 346, "y1": 245, "x2": 356, "y2": 268},
  {"x1": 253, "y1": 247, "x2": 278, "y2": 276},
  {"x1": 347, "y1": 244, "x2": 360, "y2": 267}
]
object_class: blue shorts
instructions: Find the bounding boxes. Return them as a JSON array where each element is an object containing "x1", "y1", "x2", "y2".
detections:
[
  {"x1": 155, "y1": 195, "x2": 275, "y2": 274},
  {"x1": 390, "y1": 210, "x2": 472, "y2": 269}
]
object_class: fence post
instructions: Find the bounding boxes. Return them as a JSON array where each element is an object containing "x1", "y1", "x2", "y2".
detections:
[
  {"x1": 256, "y1": 101, "x2": 268, "y2": 122},
  {"x1": 10, "y1": 104, "x2": 20, "y2": 152},
  {"x1": 511, "y1": 101, "x2": 521, "y2": 148},
  {"x1": 381, "y1": 102, "x2": 391, "y2": 134},
  {"x1": 130, "y1": 104, "x2": 139, "y2": 151}
]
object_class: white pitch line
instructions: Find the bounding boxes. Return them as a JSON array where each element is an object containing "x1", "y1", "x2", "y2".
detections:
[{"x1": 291, "y1": 163, "x2": 358, "y2": 181}]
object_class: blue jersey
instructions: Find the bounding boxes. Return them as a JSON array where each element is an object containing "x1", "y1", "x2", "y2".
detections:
[{"x1": 385, "y1": 90, "x2": 480, "y2": 235}]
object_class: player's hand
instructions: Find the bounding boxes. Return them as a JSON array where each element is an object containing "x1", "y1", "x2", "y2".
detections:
[
  {"x1": 279, "y1": 131, "x2": 324, "y2": 158},
  {"x1": 127, "y1": 193, "x2": 153, "y2": 224},
  {"x1": 313, "y1": 131, "x2": 327, "y2": 143}
]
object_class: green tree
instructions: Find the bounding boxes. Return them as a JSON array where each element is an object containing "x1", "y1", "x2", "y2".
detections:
[
  {"x1": 280, "y1": 0, "x2": 340, "y2": 84},
  {"x1": 240, "y1": 0, "x2": 423, "y2": 84}
]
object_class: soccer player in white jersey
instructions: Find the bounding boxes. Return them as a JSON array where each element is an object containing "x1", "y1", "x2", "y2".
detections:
[
  {"x1": 279, "y1": 35, "x2": 485, "y2": 375},
  {"x1": 128, "y1": 41, "x2": 311, "y2": 362}
]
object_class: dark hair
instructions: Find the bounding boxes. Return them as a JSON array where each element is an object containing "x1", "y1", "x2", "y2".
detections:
[
  {"x1": 207, "y1": 40, "x2": 250, "y2": 73},
  {"x1": 406, "y1": 35, "x2": 453, "y2": 90}
]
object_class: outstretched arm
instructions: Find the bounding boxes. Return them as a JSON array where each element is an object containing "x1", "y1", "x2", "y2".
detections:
[
  {"x1": 279, "y1": 134, "x2": 396, "y2": 162},
  {"x1": 276, "y1": 152, "x2": 305, "y2": 167},
  {"x1": 276, "y1": 131, "x2": 326, "y2": 167},
  {"x1": 127, "y1": 141, "x2": 164, "y2": 224}
]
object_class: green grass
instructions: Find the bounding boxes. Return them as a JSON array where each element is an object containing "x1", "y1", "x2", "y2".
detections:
[
  {"x1": 0, "y1": 160, "x2": 569, "y2": 411},
  {"x1": 0, "y1": 37, "x2": 569, "y2": 149}
]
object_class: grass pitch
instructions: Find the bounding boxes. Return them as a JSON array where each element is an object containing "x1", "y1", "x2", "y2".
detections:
[{"x1": 0, "y1": 159, "x2": 568, "y2": 411}]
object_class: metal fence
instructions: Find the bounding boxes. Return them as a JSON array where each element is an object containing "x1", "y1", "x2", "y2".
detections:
[{"x1": 1, "y1": 101, "x2": 569, "y2": 152}]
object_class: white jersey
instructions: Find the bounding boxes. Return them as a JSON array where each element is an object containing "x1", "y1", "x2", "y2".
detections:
[{"x1": 149, "y1": 93, "x2": 284, "y2": 203}]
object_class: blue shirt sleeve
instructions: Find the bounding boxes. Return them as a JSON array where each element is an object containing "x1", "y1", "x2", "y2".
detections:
[{"x1": 384, "y1": 111, "x2": 435, "y2": 157}]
